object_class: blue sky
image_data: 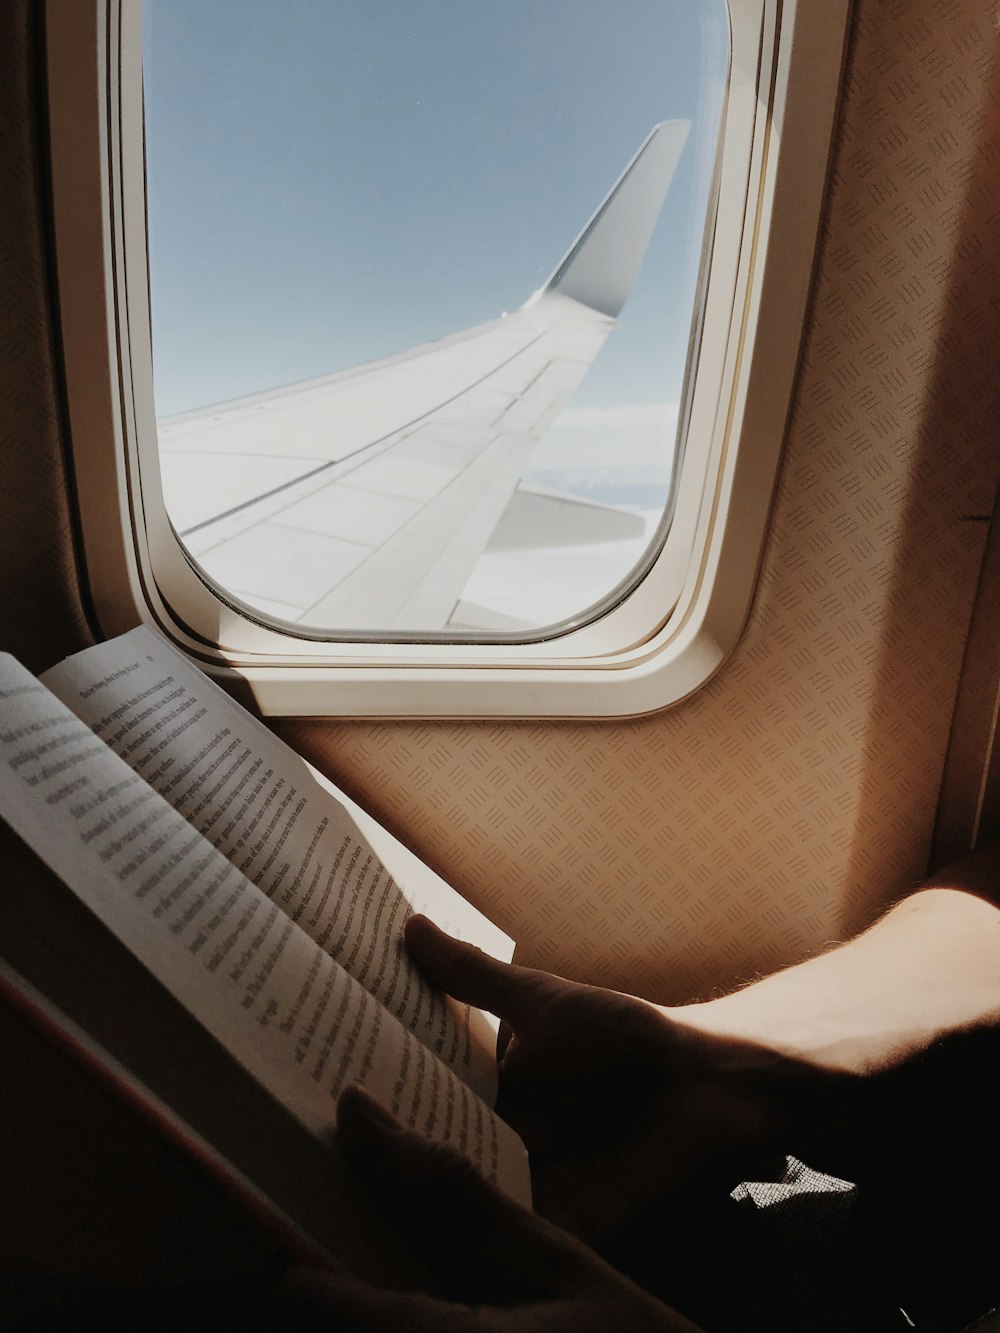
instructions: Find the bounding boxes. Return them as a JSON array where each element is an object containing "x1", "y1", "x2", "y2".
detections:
[{"x1": 143, "y1": 0, "x2": 728, "y2": 426}]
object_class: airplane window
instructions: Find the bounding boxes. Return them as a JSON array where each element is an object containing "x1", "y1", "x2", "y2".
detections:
[{"x1": 142, "y1": 0, "x2": 728, "y2": 640}]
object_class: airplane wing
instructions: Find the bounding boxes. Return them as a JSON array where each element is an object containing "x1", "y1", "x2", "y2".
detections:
[{"x1": 157, "y1": 120, "x2": 689, "y2": 631}]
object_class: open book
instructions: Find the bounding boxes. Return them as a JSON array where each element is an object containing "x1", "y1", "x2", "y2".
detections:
[{"x1": 0, "y1": 627, "x2": 530, "y2": 1269}]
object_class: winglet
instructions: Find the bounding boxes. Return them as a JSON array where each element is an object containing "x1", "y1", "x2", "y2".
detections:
[{"x1": 529, "y1": 120, "x2": 690, "y2": 319}]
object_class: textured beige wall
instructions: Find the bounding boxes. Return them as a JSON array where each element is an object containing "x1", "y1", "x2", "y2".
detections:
[
  {"x1": 1, "y1": 1, "x2": 998, "y2": 1001},
  {"x1": 277, "y1": 0, "x2": 1000, "y2": 1000}
]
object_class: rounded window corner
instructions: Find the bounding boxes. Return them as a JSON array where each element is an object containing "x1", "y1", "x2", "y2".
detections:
[{"x1": 47, "y1": 0, "x2": 850, "y2": 719}]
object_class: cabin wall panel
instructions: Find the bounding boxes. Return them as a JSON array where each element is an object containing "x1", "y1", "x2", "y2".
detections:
[
  {"x1": 0, "y1": 1, "x2": 93, "y2": 672},
  {"x1": 278, "y1": 0, "x2": 1000, "y2": 1000},
  {"x1": 2, "y1": 0, "x2": 998, "y2": 1000}
]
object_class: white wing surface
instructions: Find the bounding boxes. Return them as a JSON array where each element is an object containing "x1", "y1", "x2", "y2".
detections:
[{"x1": 157, "y1": 121, "x2": 689, "y2": 631}]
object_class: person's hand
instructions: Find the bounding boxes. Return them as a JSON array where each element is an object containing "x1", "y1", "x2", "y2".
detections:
[
  {"x1": 280, "y1": 1086, "x2": 704, "y2": 1333},
  {"x1": 404, "y1": 916, "x2": 837, "y2": 1253}
]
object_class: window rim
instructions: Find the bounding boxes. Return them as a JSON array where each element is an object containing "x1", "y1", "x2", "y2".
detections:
[
  {"x1": 140, "y1": 8, "x2": 729, "y2": 650},
  {"x1": 44, "y1": 0, "x2": 851, "y2": 717}
]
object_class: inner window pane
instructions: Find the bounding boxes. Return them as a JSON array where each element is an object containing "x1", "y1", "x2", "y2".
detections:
[{"x1": 143, "y1": 0, "x2": 728, "y2": 638}]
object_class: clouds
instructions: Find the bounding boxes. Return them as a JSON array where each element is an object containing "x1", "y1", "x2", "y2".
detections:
[
  {"x1": 524, "y1": 400, "x2": 680, "y2": 482},
  {"x1": 556, "y1": 402, "x2": 679, "y2": 429}
]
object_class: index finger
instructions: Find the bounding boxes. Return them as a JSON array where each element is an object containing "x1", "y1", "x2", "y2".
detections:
[{"x1": 404, "y1": 915, "x2": 564, "y2": 1030}]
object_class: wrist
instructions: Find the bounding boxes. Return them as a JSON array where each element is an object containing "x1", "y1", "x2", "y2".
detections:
[
  {"x1": 659, "y1": 965, "x2": 918, "y2": 1080},
  {"x1": 665, "y1": 989, "x2": 869, "y2": 1076},
  {"x1": 671, "y1": 887, "x2": 1000, "y2": 1079}
]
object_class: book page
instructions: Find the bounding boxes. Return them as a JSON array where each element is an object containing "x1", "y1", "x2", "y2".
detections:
[
  {"x1": 43, "y1": 628, "x2": 508, "y2": 1103},
  {"x1": 0, "y1": 658, "x2": 530, "y2": 1206}
]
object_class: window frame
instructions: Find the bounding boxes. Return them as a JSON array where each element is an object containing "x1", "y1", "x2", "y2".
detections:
[{"x1": 44, "y1": 0, "x2": 850, "y2": 718}]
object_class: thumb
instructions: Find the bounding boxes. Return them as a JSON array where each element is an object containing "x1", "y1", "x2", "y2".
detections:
[
  {"x1": 404, "y1": 915, "x2": 561, "y2": 1030},
  {"x1": 337, "y1": 1087, "x2": 584, "y2": 1299}
]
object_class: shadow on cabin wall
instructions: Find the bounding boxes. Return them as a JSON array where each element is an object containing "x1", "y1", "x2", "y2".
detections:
[
  {"x1": 0, "y1": 2, "x2": 94, "y2": 674},
  {"x1": 838, "y1": 8, "x2": 1000, "y2": 933},
  {"x1": 0, "y1": 14, "x2": 284, "y2": 1304}
]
